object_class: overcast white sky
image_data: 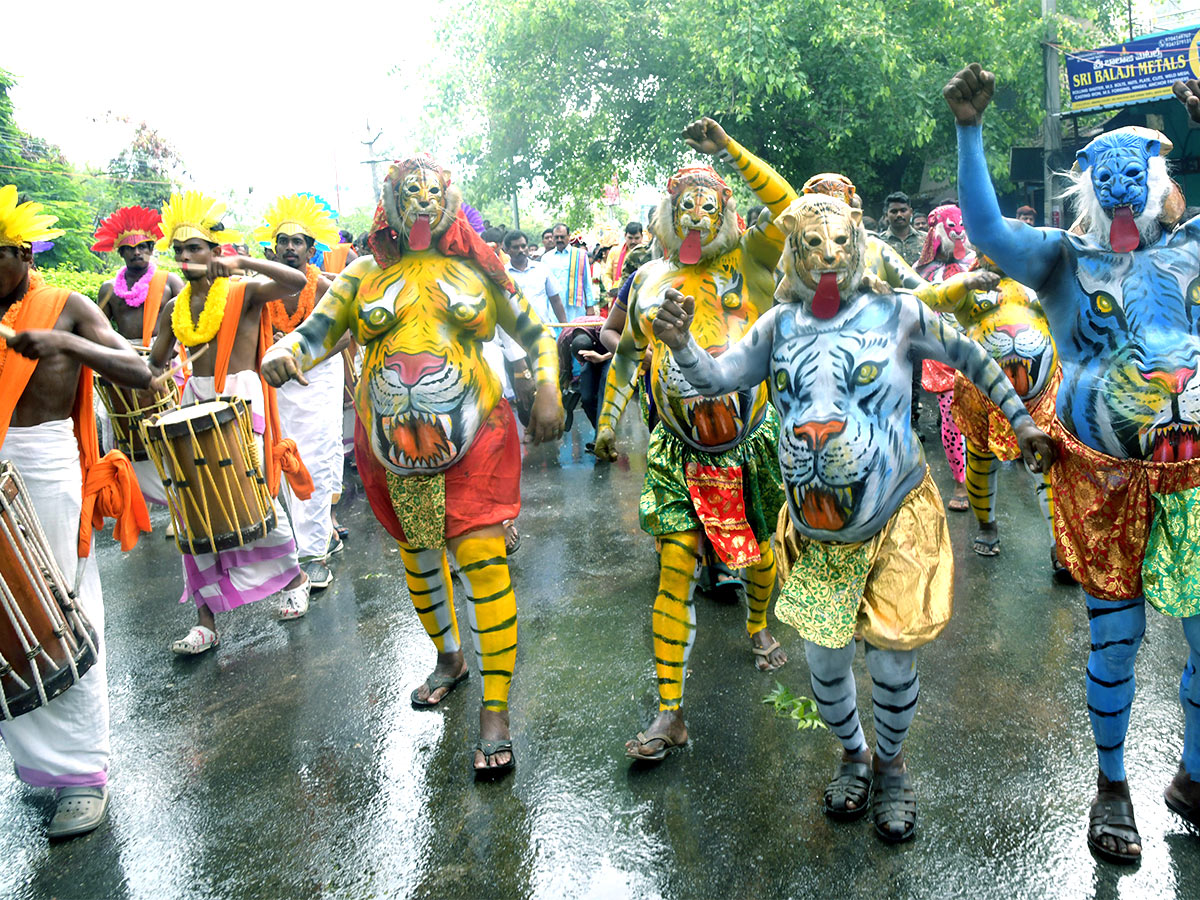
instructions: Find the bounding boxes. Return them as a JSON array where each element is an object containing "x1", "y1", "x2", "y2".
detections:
[{"x1": 4, "y1": 2, "x2": 441, "y2": 222}]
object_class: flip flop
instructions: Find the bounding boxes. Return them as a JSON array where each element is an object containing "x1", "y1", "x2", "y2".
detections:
[
  {"x1": 473, "y1": 738, "x2": 515, "y2": 780},
  {"x1": 972, "y1": 530, "x2": 1000, "y2": 557},
  {"x1": 751, "y1": 638, "x2": 785, "y2": 671},
  {"x1": 624, "y1": 730, "x2": 686, "y2": 762},
  {"x1": 948, "y1": 495, "x2": 970, "y2": 512},
  {"x1": 824, "y1": 760, "x2": 872, "y2": 822},
  {"x1": 410, "y1": 669, "x2": 469, "y2": 709}
]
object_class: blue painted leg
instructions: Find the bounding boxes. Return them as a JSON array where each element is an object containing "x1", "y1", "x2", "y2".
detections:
[{"x1": 1085, "y1": 592, "x2": 1144, "y2": 863}]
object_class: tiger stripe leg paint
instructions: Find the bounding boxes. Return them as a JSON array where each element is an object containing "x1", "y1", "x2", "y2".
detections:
[
  {"x1": 398, "y1": 543, "x2": 461, "y2": 654},
  {"x1": 451, "y1": 534, "x2": 517, "y2": 712},
  {"x1": 653, "y1": 532, "x2": 702, "y2": 712}
]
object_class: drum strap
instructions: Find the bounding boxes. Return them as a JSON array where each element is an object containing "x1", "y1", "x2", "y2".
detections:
[
  {"x1": 142, "y1": 269, "x2": 170, "y2": 346},
  {"x1": 212, "y1": 282, "x2": 314, "y2": 501}
]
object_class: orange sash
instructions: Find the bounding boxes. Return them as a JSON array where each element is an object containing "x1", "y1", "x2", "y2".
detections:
[
  {"x1": 141, "y1": 268, "x2": 170, "y2": 346},
  {"x1": 322, "y1": 244, "x2": 352, "y2": 275},
  {"x1": 0, "y1": 274, "x2": 149, "y2": 558},
  {"x1": 212, "y1": 282, "x2": 313, "y2": 500}
]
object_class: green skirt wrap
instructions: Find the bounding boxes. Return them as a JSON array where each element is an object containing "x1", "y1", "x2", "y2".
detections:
[{"x1": 639, "y1": 405, "x2": 783, "y2": 546}]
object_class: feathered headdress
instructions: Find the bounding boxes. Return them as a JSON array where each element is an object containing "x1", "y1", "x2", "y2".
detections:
[
  {"x1": 0, "y1": 185, "x2": 65, "y2": 248},
  {"x1": 251, "y1": 193, "x2": 340, "y2": 251},
  {"x1": 91, "y1": 205, "x2": 163, "y2": 252},
  {"x1": 156, "y1": 190, "x2": 242, "y2": 250}
]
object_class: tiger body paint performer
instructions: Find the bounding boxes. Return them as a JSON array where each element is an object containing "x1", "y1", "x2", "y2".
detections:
[
  {"x1": 947, "y1": 61, "x2": 1200, "y2": 861},
  {"x1": 654, "y1": 192, "x2": 1052, "y2": 842},
  {"x1": 591, "y1": 118, "x2": 797, "y2": 764},
  {"x1": 917, "y1": 261, "x2": 1068, "y2": 577},
  {"x1": 262, "y1": 155, "x2": 563, "y2": 778}
]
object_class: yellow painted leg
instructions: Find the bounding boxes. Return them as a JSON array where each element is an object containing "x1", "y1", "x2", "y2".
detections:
[
  {"x1": 654, "y1": 532, "x2": 702, "y2": 712},
  {"x1": 744, "y1": 540, "x2": 776, "y2": 637},
  {"x1": 965, "y1": 442, "x2": 999, "y2": 527},
  {"x1": 398, "y1": 542, "x2": 460, "y2": 654},
  {"x1": 451, "y1": 533, "x2": 517, "y2": 712}
]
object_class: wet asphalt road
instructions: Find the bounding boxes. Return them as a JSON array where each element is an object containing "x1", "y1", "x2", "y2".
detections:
[{"x1": 1, "y1": 407, "x2": 1199, "y2": 900}]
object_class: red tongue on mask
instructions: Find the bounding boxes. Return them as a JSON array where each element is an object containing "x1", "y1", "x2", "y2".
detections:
[
  {"x1": 680, "y1": 229, "x2": 703, "y2": 265},
  {"x1": 409, "y1": 215, "x2": 432, "y2": 251},
  {"x1": 952, "y1": 239, "x2": 967, "y2": 260},
  {"x1": 1110, "y1": 207, "x2": 1139, "y2": 252},
  {"x1": 812, "y1": 273, "x2": 841, "y2": 319}
]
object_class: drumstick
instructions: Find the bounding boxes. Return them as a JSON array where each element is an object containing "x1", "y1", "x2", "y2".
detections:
[
  {"x1": 0, "y1": 323, "x2": 15, "y2": 341},
  {"x1": 151, "y1": 344, "x2": 208, "y2": 390}
]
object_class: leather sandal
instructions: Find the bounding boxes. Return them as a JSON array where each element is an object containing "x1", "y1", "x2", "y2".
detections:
[
  {"x1": 1087, "y1": 780, "x2": 1142, "y2": 864},
  {"x1": 872, "y1": 769, "x2": 918, "y2": 843},
  {"x1": 473, "y1": 738, "x2": 515, "y2": 780},
  {"x1": 823, "y1": 760, "x2": 872, "y2": 821}
]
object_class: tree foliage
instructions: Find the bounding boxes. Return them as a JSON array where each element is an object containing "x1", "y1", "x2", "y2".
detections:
[
  {"x1": 428, "y1": 0, "x2": 1124, "y2": 222},
  {"x1": 0, "y1": 69, "x2": 184, "y2": 273}
]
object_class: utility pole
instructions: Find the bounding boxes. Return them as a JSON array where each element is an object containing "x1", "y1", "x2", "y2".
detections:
[
  {"x1": 360, "y1": 121, "x2": 388, "y2": 201},
  {"x1": 1043, "y1": 0, "x2": 1064, "y2": 228}
]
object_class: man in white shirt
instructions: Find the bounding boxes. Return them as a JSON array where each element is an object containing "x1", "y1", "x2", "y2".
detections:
[
  {"x1": 540, "y1": 222, "x2": 595, "y2": 318},
  {"x1": 503, "y1": 230, "x2": 567, "y2": 324}
]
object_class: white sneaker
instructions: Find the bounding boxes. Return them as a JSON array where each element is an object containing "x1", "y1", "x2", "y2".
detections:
[
  {"x1": 171, "y1": 625, "x2": 219, "y2": 655},
  {"x1": 277, "y1": 580, "x2": 310, "y2": 620}
]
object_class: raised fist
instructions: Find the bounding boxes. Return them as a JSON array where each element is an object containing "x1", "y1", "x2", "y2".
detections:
[
  {"x1": 943, "y1": 63, "x2": 995, "y2": 127},
  {"x1": 1173, "y1": 79, "x2": 1200, "y2": 124},
  {"x1": 682, "y1": 117, "x2": 730, "y2": 155},
  {"x1": 652, "y1": 290, "x2": 695, "y2": 351}
]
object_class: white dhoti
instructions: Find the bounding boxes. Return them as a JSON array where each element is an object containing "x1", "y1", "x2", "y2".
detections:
[
  {"x1": 133, "y1": 458, "x2": 167, "y2": 506},
  {"x1": 177, "y1": 372, "x2": 300, "y2": 614},
  {"x1": 0, "y1": 420, "x2": 109, "y2": 788},
  {"x1": 278, "y1": 354, "x2": 343, "y2": 560}
]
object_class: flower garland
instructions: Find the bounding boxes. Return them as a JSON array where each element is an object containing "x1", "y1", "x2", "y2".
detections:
[
  {"x1": 266, "y1": 264, "x2": 320, "y2": 335},
  {"x1": 112, "y1": 265, "x2": 155, "y2": 308},
  {"x1": 172, "y1": 277, "x2": 230, "y2": 347}
]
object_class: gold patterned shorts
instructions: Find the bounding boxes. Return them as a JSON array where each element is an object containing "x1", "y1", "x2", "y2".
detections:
[{"x1": 773, "y1": 467, "x2": 954, "y2": 650}]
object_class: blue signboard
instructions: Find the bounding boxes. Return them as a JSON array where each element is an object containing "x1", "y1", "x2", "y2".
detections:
[{"x1": 1065, "y1": 25, "x2": 1200, "y2": 112}]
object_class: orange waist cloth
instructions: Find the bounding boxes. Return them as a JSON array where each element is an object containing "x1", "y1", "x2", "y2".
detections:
[
  {"x1": 1049, "y1": 418, "x2": 1200, "y2": 600},
  {"x1": 952, "y1": 367, "x2": 1061, "y2": 461}
]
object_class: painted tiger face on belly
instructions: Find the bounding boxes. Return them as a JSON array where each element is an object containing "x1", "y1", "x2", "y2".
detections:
[
  {"x1": 962, "y1": 276, "x2": 1057, "y2": 403},
  {"x1": 1070, "y1": 239, "x2": 1200, "y2": 460},
  {"x1": 771, "y1": 299, "x2": 916, "y2": 540}
]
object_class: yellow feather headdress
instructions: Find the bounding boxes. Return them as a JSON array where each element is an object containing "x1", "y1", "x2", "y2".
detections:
[
  {"x1": 156, "y1": 190, "x2": 242, "y2": 250},
  {"x1": 0, "y1": 184, "x2": 65, "y2": 248},
  {"x1": 250, "y1": 193, "x2": 340, "y2": 250}
]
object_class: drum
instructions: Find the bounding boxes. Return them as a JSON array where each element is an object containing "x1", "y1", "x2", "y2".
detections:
[
  {"x1": 0, "y1": 461, "x2": 99, "y2": 721},
  {"x1": 95, "y1": 346, "x2": 177, "y2": 461},
  {"x1": 143, "y1": 398, "x2": 277, "y2": 555}
]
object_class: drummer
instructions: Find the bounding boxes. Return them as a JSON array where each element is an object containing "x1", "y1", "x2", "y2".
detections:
[
  {"x1": 0, "y1": 186, "x2": 152, "y2": 838},
  {"x1": 94, "y1": 206, "x2": 184, "y2": 506},
  {"x1": 146, "y1": 190, "x2": 313, "y2": 654},
  {"x1": 251, "y1": 194, "x2": 347, "y2": 591}
]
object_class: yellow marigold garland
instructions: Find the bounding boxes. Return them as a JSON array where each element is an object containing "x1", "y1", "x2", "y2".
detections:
[
  {"x1": 266, "y1": 264, "x2": 319, "y2": 335},
  {"x1": 172, "y1": 277, "x2": 230, "y2": 346}
]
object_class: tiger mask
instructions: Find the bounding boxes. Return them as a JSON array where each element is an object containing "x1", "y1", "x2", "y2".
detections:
[
  {"x1": 774, "y1": 195, "x2": 868, "y2": 317},
  {"x1": 382, "y1": 155, "x2": 463, "y2": 253},
  {"x1": 652, "y1": 165, "x2": 741, "y2": 266}
]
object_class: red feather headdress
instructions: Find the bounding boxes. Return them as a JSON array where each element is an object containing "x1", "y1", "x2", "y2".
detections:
[{"x1": 92, "y1": 206, "x2": 163, "y2": 252}]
